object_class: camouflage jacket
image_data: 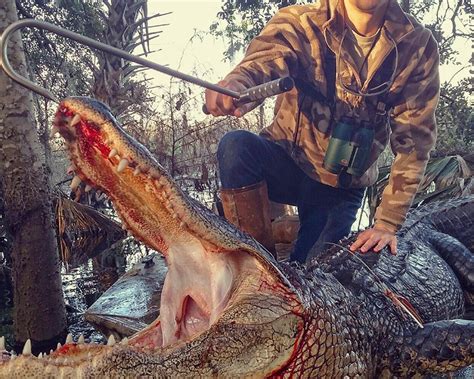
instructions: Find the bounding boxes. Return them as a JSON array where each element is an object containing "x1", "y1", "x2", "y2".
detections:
[{"x1": 224, "y1": 0, "x2": 440, "y2": 232}]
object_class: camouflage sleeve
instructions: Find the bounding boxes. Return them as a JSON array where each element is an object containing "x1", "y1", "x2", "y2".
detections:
[
  {"x1": 374, "y1": 32, "x2": 440, "y2": 232},
  {"x1": 223, "y1": 7, "x2": 312, "y2": 88}
]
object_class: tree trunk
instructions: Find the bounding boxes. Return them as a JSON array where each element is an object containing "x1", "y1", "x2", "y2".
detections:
[{"x1": 0, "y1": 0, "x2": 66, "y2": 352}]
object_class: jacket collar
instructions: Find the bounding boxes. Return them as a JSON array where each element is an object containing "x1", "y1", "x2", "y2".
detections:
[
  {"x1": 382, "y1": 0, "x2": 415, "y2": 42},
  {"x1": 323, "y1": 0, "x2": 415, "y2": 50},
  {"x1": 321, "y1": 0, "x2": 415, "y2": 91}
]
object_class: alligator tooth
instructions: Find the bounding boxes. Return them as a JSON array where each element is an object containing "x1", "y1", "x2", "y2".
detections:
[
  {"x1": 22, "y1": 339, "x2": 32, "y2": 355},
  {"x1": 66, "y1": 333, "x2": 73, "y2": 344},
  {"x1": 108, "y1": 148, "x2": 118, "y2": 159},
  {"x1": 0, "y1": 336, "x2": 4, "y2": 350},
  {"x1": 85, "y1": 184, "x2": 92, "y2": 192},
  {"x1": 70, "y1": 175, "x2": 81, "y2": 190},
  {"x1": 57, "y1": 342, "x2": 62, "y2": 350},
  {"x1": 117, "y1": 158, "x2": 129, "y2": 173},
  {"x1": 107, "y1": 335, "x2": 116, "y2": 346},
  {"x1": 121, "y1": 337, "x2": 128, "y2": 345},
  {"x1": 133, "y1": 166, "x2": 141, "y2": 176},
  {"x1": 49, "y1": 125, "x2": 59, "y2": 139},
  {"x1": 38, "y1": 352, "x2": 43, "y2": 359},
  {"x1": 10, "y1": 354, "x2": 16, "y2": 361},
  {"x1": 78, "y1": 334, "x2": 85, "y2": 344},
  {"x1": 127, "y1": 231, "x2": 133, "y2": 237},
  {"x1": 70, "y1": 114, "x2": 81, "y2": 126},
  {"x1": 50, "y1": 349, "x2": 54, "y2": 354}
]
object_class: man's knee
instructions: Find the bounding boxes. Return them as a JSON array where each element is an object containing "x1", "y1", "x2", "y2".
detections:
[{"x1": 217, "y1": 130, "x2": 259, "y2": 168}]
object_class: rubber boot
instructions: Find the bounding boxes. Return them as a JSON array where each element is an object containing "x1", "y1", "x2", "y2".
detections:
[{"x1": 220, "y1": 181, "x2": 276, "y2": 257}]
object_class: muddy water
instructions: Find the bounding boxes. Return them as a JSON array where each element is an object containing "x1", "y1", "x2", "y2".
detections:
[{"x1": 0, "y1": 239, "x2": 149, "y2": 350}]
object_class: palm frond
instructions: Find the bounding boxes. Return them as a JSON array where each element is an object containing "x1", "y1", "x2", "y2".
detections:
[
  {"x1": 367, "y1": 155, "x2": 473, "y2": 224},
  {"x1": 419, "y1": 155, "x2": 471, "y2": 191},
  {"x1": 54, "y1": 192, "x2": 127, "y2": 269}
]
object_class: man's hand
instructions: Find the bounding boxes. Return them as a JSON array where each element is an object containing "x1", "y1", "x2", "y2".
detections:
[
  {"x1": 350, "y1": 225, "x2": 397, "y2": 255},
  {"x1": 205, "y1": 80, "x2": 253, "y2": 117}
]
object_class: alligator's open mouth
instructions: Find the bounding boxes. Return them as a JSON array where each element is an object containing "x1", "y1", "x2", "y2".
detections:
[{"x1": 53, "y1": 97, "x2": 294, "y2": 350}]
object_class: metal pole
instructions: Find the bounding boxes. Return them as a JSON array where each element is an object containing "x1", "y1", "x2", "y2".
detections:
[{"x1": 0, "y1": 19, "x2": 241, "y2": 102}]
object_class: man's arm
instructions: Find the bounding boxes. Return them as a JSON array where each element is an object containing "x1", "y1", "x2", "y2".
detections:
[
  {"x1": 351, "y1": 29, "x2": 440, "y2": 254},
  {"x1": 205, "y1": 7, "x2": 311, "y2": 116}
]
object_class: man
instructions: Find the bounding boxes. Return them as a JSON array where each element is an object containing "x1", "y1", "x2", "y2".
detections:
[{"x1": 205, "y1": 0, "x2": 439, "y2": 263}]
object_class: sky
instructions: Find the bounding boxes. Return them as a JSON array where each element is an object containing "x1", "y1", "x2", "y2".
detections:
[
  {"x1": 144, "y1": 1, "x2": 469, "y2": 96},
  {"x1": 144, "y1": 1, "x2": 239, "y2": 94}
]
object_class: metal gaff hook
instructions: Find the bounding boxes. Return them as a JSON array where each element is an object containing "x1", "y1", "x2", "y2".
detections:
[{"x1": 0, "y1": 19, "x2": 241, "y2": 103}]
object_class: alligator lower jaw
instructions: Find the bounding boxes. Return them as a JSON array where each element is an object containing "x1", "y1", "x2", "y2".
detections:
[
  {"x1": 129, "y1": 244, "x2": 267, "y2": 348},
  {"x1": 53, "y1": 101, "x2": 280, "y2": 349}
]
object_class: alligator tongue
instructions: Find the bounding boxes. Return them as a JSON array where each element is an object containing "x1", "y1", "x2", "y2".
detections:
[{"x1": 158, "y1": 237, "x2": 235, "y2": 346}]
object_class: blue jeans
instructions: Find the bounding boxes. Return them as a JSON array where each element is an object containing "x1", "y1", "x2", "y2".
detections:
[{"x1": 217, "y1": 130, "x2": 365, "y2": 263}]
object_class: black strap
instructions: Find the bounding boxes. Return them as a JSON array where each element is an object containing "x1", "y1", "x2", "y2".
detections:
[
  {"x1": 290, "y1": 4, "x2": 337, "y2": 153},
  {"x1": 293, "y1": 46, "x2": 336, "y2": 106},
  {"x1": 324, "y1": 48, "x2": 336, "y2": 104},
  {"x1": 293, "y1": 77, "x2": 330, "y2": 104},
  {"x1": 374, "y1": 51, "x2": 397, "y2": 116},
  {"x1": 324, "y1": 2, "x2": 337, "y2": 104},
  {"x1": 294, "y1": 2, "x2": 336, "y2": 106}
]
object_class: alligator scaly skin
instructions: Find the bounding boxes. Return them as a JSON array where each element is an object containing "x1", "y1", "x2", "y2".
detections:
[{"x1": 279, "y1": 196, "x2": 473, "y2": 377}]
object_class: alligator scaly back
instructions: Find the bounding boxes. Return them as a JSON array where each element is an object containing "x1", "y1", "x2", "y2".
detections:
[{"x1": 306, "y1": 195, "x2": 474, "y2": 376}]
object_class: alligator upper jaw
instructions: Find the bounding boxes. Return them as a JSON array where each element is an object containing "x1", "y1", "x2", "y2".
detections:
[{"x1": 52, "y1": 97, "x2": 295, "y2": 350}]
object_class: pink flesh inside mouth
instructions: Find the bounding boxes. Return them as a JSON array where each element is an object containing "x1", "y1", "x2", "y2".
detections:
[
  {"x1": 54, "y1": 106, "x2": 265, "y2": 350},
  {"x1": 130, "y1": 239, "x2": 248, "y2": 349}
]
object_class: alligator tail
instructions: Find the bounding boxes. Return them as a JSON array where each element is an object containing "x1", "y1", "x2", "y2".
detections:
[
  {"x1": 400, "y1": 195, "x2": 474, "y2": 251},
  {"x1": 382, "y1": 319, "x2": 474, "y2": 377},
  {"x1": 401, "y1": 196, "x2": 474, "y2": 317},
  {"x1": 429, "y1": 231, "x2": 474, "y2": 315}
]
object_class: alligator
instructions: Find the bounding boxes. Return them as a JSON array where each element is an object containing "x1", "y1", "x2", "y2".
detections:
[{"x1": 0, "y1": 96, "x2": 473, "y2": 378}]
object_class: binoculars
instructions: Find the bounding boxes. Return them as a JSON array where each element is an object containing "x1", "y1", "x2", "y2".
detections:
[{"x1": 323, "y1": 117, "x2": 375, "y2": 187}]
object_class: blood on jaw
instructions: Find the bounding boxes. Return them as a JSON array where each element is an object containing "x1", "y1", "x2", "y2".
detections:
[{"x1": 75, "y1": 118, "x2": 111, "y2": 159}]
